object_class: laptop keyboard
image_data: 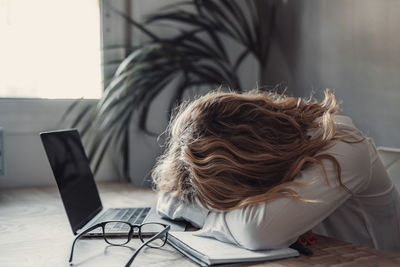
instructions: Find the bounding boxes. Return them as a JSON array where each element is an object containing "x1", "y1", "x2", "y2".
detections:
[{"x1": 93, "y1": 207, "x2": 151, "y2": 226}]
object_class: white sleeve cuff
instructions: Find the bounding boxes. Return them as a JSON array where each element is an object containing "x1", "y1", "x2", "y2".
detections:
[{"x1": 156, "y1": 192, "x2": 209, "y2": 228}]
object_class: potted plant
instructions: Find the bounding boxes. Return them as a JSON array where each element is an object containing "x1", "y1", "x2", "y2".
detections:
[{"x1": 65, "y1": 0, "x2": 276, "y2": 182}]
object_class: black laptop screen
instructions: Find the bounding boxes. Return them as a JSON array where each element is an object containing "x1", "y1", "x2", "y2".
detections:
[{"x1": 40, "y1": 129, "x2": 102, "y2": 234}]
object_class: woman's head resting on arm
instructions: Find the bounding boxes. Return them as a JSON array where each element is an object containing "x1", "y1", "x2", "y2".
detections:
[{"x1": 152, "y1": 89, "x2": 350, "y2": 212}]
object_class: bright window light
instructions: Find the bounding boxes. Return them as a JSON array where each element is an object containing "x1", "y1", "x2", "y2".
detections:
[{"x1": 0, "y1": 0, "x2": 101, "y2": 99}]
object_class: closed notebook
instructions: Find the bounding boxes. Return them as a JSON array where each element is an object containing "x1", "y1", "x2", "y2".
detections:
[{"x1": 168, "y1": 231, "x2": 299, "y2": 266}]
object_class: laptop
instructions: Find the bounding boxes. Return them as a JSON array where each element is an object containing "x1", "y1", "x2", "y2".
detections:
[{"x1": 40, "y1": 129, "x2": 186, "y2": 236}]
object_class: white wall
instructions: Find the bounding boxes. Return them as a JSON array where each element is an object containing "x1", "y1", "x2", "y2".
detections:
[
  {"x1": 0, "y1": 99, "x2": 118, "y2": 188},
  {"x1": 264, "y1": 0, "x2": 400, "y2": 148}
]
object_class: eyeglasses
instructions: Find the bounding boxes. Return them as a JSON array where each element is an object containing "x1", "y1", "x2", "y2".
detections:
[{"x1": 69, "y1": 221, "x2": 170, "y2": 267}]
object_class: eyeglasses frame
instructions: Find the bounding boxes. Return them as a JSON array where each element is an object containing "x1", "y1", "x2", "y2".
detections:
[{"x1": 69, "y1": 220, "x2": 170, "y2": 266}]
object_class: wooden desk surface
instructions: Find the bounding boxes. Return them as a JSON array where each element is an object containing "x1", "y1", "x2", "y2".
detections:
[{"x1": 1, "y1": 182, "x2": 399, "y2": 267}]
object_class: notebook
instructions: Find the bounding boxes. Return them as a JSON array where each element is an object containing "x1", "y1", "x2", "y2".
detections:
[
  {"x1": 168, "y1": 231, "x2": 299, "y2": 266},
  {"x1": 40, "y1": 129, "x2": 186, "y2": 236}
]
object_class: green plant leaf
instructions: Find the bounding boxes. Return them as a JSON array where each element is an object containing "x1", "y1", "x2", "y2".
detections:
[{"x1": 65, "y1": 0, "x2": 274, "y2": 179}]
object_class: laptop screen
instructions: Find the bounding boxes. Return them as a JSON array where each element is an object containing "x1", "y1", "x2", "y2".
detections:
[{"x1": 40, "y1": 129, "x2": 102, "y2": 234}]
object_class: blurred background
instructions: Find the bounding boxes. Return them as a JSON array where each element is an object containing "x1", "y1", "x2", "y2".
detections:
[{"x1": 0, "y1": 0, "x2": 399, "y2": 188}]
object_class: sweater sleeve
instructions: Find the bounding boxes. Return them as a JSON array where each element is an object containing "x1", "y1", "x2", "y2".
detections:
[
  {"x1": 156, "y1": 192, "x2": 209, "y2": 228},
  {"x1": 197, "y1": 138, "x2": 371, "y2": 250}
]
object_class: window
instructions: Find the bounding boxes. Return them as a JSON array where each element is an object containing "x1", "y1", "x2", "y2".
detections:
[{"x1": 0, "y1": 0, "x2": 101, "y2": 99}]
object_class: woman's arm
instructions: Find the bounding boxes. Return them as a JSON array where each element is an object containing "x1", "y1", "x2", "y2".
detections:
[
  {"x1": 198, "y1": 139, "x2": 371, "y2": 250},
  {"x1": 156, "y1": 192, "x2": 209, "y2": 228}
]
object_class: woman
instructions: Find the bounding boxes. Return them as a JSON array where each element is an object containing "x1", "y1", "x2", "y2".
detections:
[{"x1": 152, "y1": 90, "x2": 400, "y2": 253}]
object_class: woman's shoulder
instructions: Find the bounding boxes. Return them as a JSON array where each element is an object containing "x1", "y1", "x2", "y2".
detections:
[
  {"x1": 315, "y1": 115, "x2": 372, "y2": 193},
  {"x1": 334, "y1": 115, "x2": 353, "y2": 125},
  {"x1": 334, "y1": 115, "x2": 359, "y2": 132},
  {"x1": 332, "y1": 115, "x2": 370, "y2": 165},
  {"x1": 308, "y1": 115, "x2": 369, "y2": 164}
]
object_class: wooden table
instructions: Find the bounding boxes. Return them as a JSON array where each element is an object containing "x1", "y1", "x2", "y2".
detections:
[{"x1": 1, "y1": 182, "x2": 399, "y2": 267}]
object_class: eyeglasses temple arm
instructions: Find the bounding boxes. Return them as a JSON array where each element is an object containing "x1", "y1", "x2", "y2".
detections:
[
  {"x1": 69, "y1": 223, "x2": 103, "y2": 263},
  {"x1": 124, "y1": 225, "x2": 170, "y2": 267}
]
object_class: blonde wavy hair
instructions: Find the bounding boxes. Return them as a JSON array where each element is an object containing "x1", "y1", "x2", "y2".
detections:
[{"x1": 152, "y1": 90, "x2": 355, "y2": 211}]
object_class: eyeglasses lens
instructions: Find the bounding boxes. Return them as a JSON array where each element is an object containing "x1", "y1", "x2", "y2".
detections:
[
  {"x1": 140, "y1": 223, "x2": 167, "y2": 248},
  {"x1": 103, "y1": 221, "x2": 131, "y2": 245}
]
